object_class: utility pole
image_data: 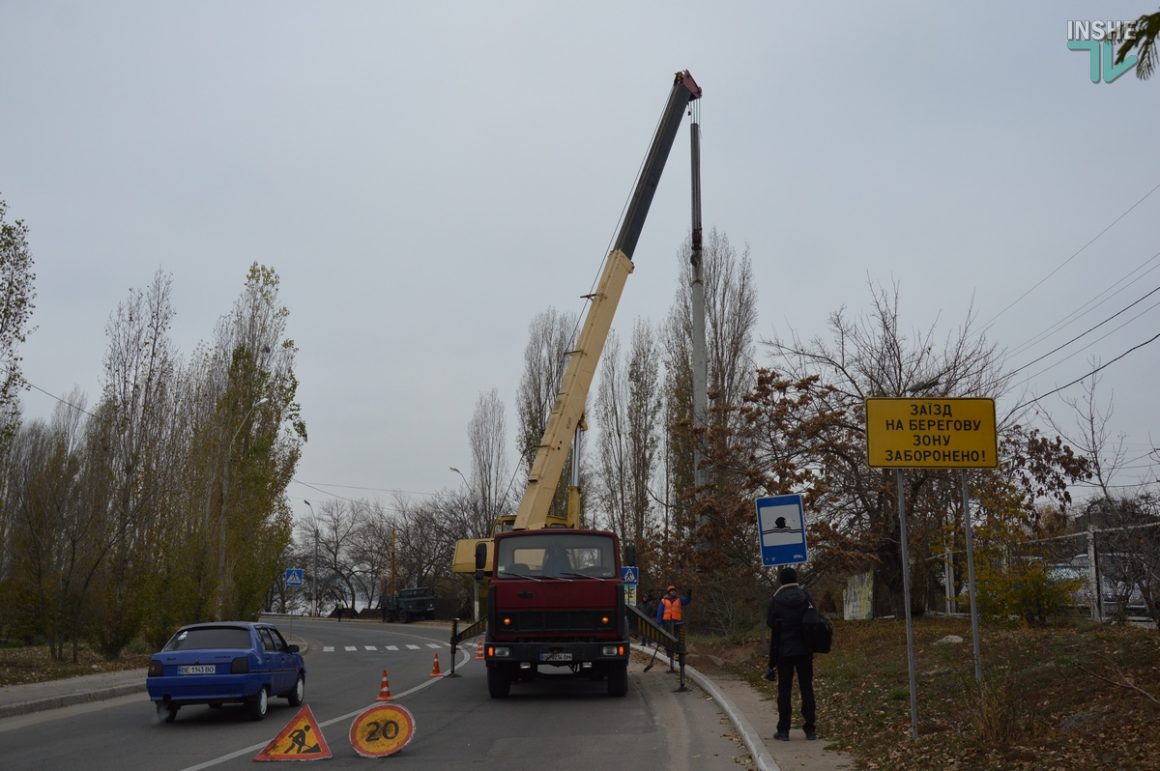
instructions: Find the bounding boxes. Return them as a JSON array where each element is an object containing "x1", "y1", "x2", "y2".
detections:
[
  {"x1": 689, "y1": 104, "x2": 709, "y2": 537},
  {"x1": 305, "y1": 499, "x2": 318, "y2": 617}
]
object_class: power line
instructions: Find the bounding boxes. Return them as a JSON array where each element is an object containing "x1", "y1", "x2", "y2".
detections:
[
  {"x1": 1018, "y1": 297, "x2": 1160, "y2": 385},
  {"x1": 24, "y1": 381, "x2": 97, "y2": 418},
  {"x1": 1013, "y1": 329, "x2": 1160, "y2": 411},
  {"x1": 1007, "y1": 248, "x2": 1160, "y2": 360},
  {"x1": 983, "y1": 179, "x2": 1160, "y2": 331},
  {"x1": 291, "y1": 478, "x2": 437, "y2": 499},
  {"x1": 1007, "y1": 282, "x2": 1160, "y2": 377}
]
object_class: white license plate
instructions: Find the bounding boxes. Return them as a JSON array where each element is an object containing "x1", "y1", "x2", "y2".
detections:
[
  {"x1": 541, "y1": 652, "x2": 572, "y2": 662},
  {"x1": 179, "y1": 665, "x2": 216, "y2": 675}
]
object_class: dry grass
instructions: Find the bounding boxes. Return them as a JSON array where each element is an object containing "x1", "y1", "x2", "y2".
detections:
[
  {"x1": 0, "y1": 644, "x2": 151, "y2": 687},
  {"x1": 690, "y1": 616, "x2": 1160, "y2": 770}
]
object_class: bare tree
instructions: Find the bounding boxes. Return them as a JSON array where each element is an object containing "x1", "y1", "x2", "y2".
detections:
[
  {"x1": 1042, "y1": 370, "x2": 1128, "y2": 500},
  {"x1": 516, "y1": 307, "x2": 579, "y2": 517},
  {"x1": 593, "y1": 321, "x2": 663, "y2": 569},
  {"x1": 661, "y1": 229, "x2": 758, "y2": 581},
  {"x1": 90, "y1": 271, "x2": 178, "y2": 657},
  {"x1": 466, "y1": 389, "x2": 510, "y2": 537},
  {"x1": 763, "y1": 281, "x2": 1077, "y2": 616}
]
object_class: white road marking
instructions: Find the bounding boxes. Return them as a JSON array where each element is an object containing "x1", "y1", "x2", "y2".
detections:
[
  {"x1": 364, "y1": 645, "x2": 377, "y2": 651},
  {"x1": 322, "y1": 646, "x2": 334, "y2": 652},
  {"x1": 386, "y1": 645, "x2": 399, "y2": 651},
  {"x1": 405, "y1": 644, "x2": 420, "y2": 650},
  {"x1": 345, "y1": 645, "x2": 357, "y2": 651},
  {"x1": 180, "y1": 647, "x2": 471, "y2": 771}
]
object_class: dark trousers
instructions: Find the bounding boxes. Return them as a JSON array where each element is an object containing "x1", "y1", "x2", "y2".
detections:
[{"x1": 776, "y1": 654, "x2": 816, "y2": 733}]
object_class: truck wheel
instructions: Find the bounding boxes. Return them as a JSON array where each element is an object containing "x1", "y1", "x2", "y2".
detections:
[
  {"x1": 607, "y1": 662, "x2": 628, "y2": 697},
  {"x1": 487, "y1": 666, "x2": 511, "y2": 699}
]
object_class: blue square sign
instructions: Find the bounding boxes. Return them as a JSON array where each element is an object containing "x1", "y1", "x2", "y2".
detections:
[
  {"x1": 283, "y1": 568, "x2": 305, "y2": 587},
  {"x1": 756, "y1": 494, "x2": 808, "y2": 566}
]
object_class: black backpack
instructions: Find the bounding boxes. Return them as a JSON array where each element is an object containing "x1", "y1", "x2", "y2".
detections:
[{"x1": 801, "y1": 601, "x2": 833, "y2": 654}]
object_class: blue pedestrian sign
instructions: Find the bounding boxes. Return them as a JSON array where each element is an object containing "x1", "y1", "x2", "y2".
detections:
[
  {"x1": 283, "y1": 568, "x2": 305, "y2": 587},
  {"x1": 620, "y1": 566, "x2": 639, "y2": 585},
  {"x1": 756, "y1": 494, "x2": 808, "y2": 566}
]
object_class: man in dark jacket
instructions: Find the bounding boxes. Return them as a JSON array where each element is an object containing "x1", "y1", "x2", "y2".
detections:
[{"x1": 766, "y1": 566, "x2": 817, "y2": 741}]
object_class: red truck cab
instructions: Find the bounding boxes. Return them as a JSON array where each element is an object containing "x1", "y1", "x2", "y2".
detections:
[{"x1": 483, "y1": 529, "x2": 629, "y2": 698}]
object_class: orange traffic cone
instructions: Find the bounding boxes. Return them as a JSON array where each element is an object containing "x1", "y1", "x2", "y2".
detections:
[
  {"x1": 430, "y1": 652, "x2": 442, "y2": 677},
  {"x1": 377, "y1": 669, "x2": 392, "y2": 701},
  {"x1": 474, "y1": 641, "x2": 484, "y2": 660}
]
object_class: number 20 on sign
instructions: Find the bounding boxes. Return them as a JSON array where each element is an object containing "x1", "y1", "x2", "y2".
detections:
[{"x1": 349, "y1": 703, "x2": 415, "y2": 758}]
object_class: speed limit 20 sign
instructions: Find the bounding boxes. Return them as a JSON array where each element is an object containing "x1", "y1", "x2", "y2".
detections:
[{"x1": 349, "y1": 703, "x2": 416, "y2": 757}]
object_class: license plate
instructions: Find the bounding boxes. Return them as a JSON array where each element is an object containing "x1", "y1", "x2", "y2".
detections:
[
  {"x1": 541, "y1": 652, "x2": 572, "y2": 662},
  {"x1": 179, "y1": 665, "x2": 216, "y2": 675}
]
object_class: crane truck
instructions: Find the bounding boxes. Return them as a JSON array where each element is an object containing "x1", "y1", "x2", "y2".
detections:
[{"x1": 452, "y1": 70, "x2": 701, "y2": 698}]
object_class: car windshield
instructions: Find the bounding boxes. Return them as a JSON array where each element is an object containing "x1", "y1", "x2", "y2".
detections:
[
  {"x1": 495, "y1": 533, "x2": 616, "y2": 578},
  {"x1": 164, "y1": 626, "x2": 253, "y2": 651}
]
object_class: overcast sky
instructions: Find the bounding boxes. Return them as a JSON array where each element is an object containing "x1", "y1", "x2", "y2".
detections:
[{"x1": 2, "y1": 1, "x2": 1158, "y2": 521}]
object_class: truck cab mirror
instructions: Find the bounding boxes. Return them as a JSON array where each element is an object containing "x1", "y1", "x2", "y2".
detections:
[
  {"x1": 475, "y1": 542, "x2": 488, "y2": 571},
  {"x1": 624, "y1": 544, "x2": 637, "y2": 565}
]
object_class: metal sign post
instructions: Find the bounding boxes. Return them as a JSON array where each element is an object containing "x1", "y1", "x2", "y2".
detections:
[
  {"x1": 865, "y1": 397, "x2": 997, "y2": 740},
  {"x1": 961, "y1": 472, "x2": 983, "y2": 683},
  {"x1": 895, "y1": 470, "x2": 920, "y2": 740}
]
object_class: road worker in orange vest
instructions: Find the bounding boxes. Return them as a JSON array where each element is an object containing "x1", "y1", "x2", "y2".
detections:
[{"x1": 655, "y1": 584, "x2": 692, "y2": 670}]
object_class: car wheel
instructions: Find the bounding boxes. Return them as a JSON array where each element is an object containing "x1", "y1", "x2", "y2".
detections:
[
  {"x1": 607, "y1": 662, "x2": 628, "y2": 697},
  {"x1": 247, "y1": 687, "x2": 269, "y2": 720},
  {"x1": 156, "y1": 702, "x2": 179, "y2": 723},
  {"x1": 288, "y1": 673, "x2": 305, "y2": 706},
  {"x1": 487, "y1": 665, "x2": 511, "y2": 699}
]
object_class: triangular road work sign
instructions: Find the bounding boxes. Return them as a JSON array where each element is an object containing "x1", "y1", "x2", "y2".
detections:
[{"x1": 254, "y1": 704, "x2": 333, "y2": 762}]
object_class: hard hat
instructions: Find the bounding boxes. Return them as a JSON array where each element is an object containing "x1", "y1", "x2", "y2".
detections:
[{"x1": 667, "y1": 585, "x2": 676, "y2": 592}]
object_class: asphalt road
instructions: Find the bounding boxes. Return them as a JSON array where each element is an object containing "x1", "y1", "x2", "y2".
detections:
[{"x1": 0, "y1": 618, "x2": 750, "y2": 770}]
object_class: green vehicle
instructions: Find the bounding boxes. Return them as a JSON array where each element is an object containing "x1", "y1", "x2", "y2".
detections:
[{"x1": 382, "y1": 587, "x2": 436, "y2": 623}]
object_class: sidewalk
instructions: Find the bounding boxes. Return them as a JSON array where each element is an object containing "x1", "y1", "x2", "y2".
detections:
[
  {"x1": 0, "y1": 647, "x2": 855, "y2": 771},
  {"x1": 631, "y1": 645, "x2": 854, "y2": 771},
  {"x1": 0, "y1": 667, "x2": 147, "y2": 719}
]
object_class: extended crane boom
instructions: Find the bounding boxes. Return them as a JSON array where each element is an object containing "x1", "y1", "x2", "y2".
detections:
[
  {"x1": 450, "y1": 70, "x2": 701, "y2": 699},
  {"x1": 512, "y1": 69, "x2": 701, "y2": 531},
  {"x1": 451, "y1": 70, "x2": 700, "y2": 575}
]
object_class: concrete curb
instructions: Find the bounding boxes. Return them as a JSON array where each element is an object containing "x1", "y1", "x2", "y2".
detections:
[
  {"x1": 632, "y1": 643, "x2": 779, "y2": 771},
  {"x1": 0, "y1": 682, "x2": 146, "y2": 720}
]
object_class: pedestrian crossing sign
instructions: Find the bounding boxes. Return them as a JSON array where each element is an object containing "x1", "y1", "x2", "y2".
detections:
[
  {"x1": 621, "y1": 566, "x2": 638, "y2": 584},
  {"x1": 284, "y1": 568, "x2": 305, "y2": 586}
]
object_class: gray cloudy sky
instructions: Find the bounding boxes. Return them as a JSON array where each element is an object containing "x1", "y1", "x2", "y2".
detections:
[{"x1": 2, "y1": 1, "x2": 1158, "y2": 520}]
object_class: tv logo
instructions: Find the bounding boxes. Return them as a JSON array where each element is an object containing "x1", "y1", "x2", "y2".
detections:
[{"x1": 1068, "y1": 20, "x2": 1139, "y2": 83}]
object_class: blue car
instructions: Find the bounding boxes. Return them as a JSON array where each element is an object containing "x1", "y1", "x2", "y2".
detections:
[{"x1": 146, "y1": 621, "x2": 305, "y2": 722}]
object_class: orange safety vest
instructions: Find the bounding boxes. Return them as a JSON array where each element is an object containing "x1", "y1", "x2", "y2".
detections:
[{"x1": 661, "y1": 596, "x2": 683, "y2": 622}]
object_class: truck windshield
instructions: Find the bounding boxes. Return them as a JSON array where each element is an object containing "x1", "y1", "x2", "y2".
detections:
[{"x1": 495, "y1": 533, "x2": 616, "y2": 579}]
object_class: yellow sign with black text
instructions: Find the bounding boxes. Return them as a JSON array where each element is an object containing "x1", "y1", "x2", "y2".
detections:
[{"x1": 865, "y1": 398, "x2": 997, "y2": 469}]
